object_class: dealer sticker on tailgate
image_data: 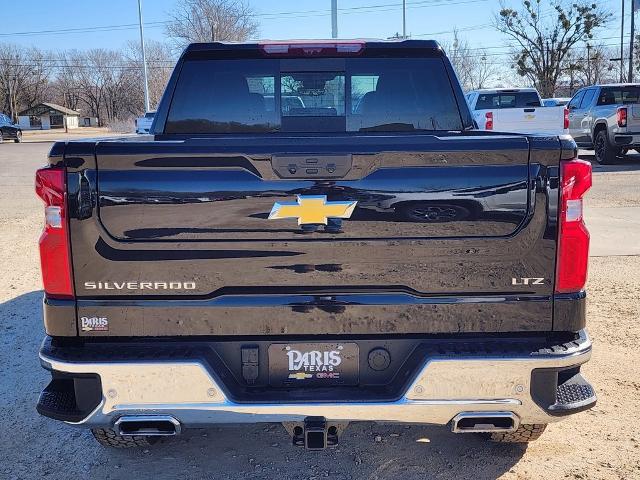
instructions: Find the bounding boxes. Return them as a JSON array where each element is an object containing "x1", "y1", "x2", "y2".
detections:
[{"x1": 268, "y1": 343, "x2": 359, "y2": 387}]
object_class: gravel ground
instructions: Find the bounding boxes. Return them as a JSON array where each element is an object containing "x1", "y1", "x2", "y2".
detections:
[{"x1": 0, "y1": 142, "x2": 639, "y2": 480}]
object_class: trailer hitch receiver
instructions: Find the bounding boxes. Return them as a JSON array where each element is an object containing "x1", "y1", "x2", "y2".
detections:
[{"x1": 285, "y1": 417, "x2": 344, "y2": 450}]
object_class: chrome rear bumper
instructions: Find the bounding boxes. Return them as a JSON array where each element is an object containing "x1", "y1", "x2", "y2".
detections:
[{"x1": 39, "y1": 330, "x2": 593, "y2": 429}]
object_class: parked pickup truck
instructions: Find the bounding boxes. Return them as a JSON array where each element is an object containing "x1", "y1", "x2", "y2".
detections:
[
  {"x1": 567, "y1": 83, "x2": 640, "y2": 164},
  {"x1": 467, "y1": 88, "x2": 569, "y2": 135},
  {"x1": 135, "y1": 111, "x2": 155, "y2": 134},
  {"x1": 35, "y1": 39, "x2": 596, "y2": 450},
  {"x1": 0, "y1": 113, "x2": 22, "y2": 143}
]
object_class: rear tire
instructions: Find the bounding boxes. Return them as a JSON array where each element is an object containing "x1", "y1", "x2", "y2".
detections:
[
  {"x1": 14, "y1": 131, "x2": 21, "y2": 143},
  {"x1": 594, "y1": 129, "x2": 622, "y2": 165},
  {"x1": 486, "y1": 423, "x2": 547, "y2": 443},
  {"x1": 0, "y1": 132, "x2": 3, "y2": 144},
  {"x1": 91, "y1": 428, "x2": 158, "y2": 448}
]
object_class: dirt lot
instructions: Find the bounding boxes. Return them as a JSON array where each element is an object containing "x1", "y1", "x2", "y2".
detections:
[
  {"x1": 0, "y1": 140, "x2": 639, "y2": 480},
  {"x1": 21, "y1": 127, "x2": 134, "y2": 143}
]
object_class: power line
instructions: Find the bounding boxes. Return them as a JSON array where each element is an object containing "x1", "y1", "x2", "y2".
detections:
[
  {"x1": 3, "y1": 33, "x2": 628, "y2": 64},
  {"x1": 0, "y1": 40, "x2": 626, "y2": 71},
  {"x1": 0, "y1": 65, "x2": 172, "y2": 70},
  {"x1": 0, "y1": 0, "x2": 618, "y2": 65},
  {"x1": 0, "y1": 0, "x2": 488, "y2": 37},
  {"x1": 413, "y1": 7, "x2": 620, "y2": 41},
  {"x1": 1, "y1": 37, "x2": 627, "y2": 66},
  {"x1": 0, "y1": 22, "x2": 168, "y2": 38},
  {"x1": 257, "y1": 0, "x2": 489, "y2": 21}
]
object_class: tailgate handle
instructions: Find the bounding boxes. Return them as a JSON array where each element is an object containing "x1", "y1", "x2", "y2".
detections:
[
  {"x1": 272, "y1": 155, "x2": 352, "y2": 179},
  {"x1": 524, "y1": 108, "x2": 536, "y2": 113}
]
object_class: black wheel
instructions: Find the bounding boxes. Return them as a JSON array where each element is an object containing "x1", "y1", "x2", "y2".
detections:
[
  {"x1": 14, "y1": 131, "x2": 22, "y2": 143},
  {"x1": 91, "y1": 428, "x2": 159, "y2": 448},
  {"x1": 594, "y1": 129, "x2": 622, "y2": 165},
  {"x1": 485, "y1": 424, "x2": 547, "y2": 443},
  {"x1": 397, "y1": 203, "x2": 470, "y2": 223},
  {"x1": 0, "y1": 132, "x2": 3, "y2": 144}
]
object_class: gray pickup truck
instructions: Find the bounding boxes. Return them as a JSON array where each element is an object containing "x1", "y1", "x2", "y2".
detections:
[{"x1": 567, "y1": 83, "x2": 640, "y2": 164}]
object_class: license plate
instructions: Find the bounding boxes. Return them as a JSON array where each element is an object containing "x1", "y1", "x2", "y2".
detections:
[{"x1": 268, "y1": 343, "x2": 359, "y2": 387}]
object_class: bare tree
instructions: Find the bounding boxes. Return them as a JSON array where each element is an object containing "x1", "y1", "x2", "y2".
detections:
[
  {"x1": 52, "y1": 51, "x2": 83, "y2": 111},
  {"x1": 52, "y1": 42, "x2": 175, "y2": 124},
  {"x1": 495, "y1": 0, "x2": 609, "y2": 97},
  {"x1": 561, "y1": 49, "x2": 584, "y2": 95},
  {"x1": 58, "y1": 49, "x2": 136, "y2": 126},
  {"x1": 558, "y1": 44, "x2": 620, "y2": 95},
  {"x1": 20, "y1": 48, "x2": 53, "y2": 110},
  {"x1": 63, "y1": 50, "x2": 106, "y2": 124},
  {"x1": 125, "y1": 40, "x2": 176, "y2": 110},
  {"x1": 166, "y1": 0, "x2": 259, "y2": 48},
  {"x1": 442, "y1": 31, "x2": 498, "y2": 91},
  {"x1": 0, "y1": 44, "x2": 53, "y2": 121},
  {"x1": 582, "y1": 44, "x2": 617, "y2": 86},
  {"x1": 100, "y1": 50, "x2": 139, "y2": 121}
]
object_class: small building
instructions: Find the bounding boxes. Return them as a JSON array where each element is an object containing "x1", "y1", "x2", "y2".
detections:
[
  {"x1": 17, "y1": 103, "x2": 81, "y2": 130},
  {"x1": 80, "y1": 115, "x2": 99, "y2": 127}
]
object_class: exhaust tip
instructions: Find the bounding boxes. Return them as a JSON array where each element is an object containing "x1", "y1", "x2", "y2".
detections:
[
  {"x1": 114, "y1": 415, "x2": 181, "y2": 436},
  {"x1": 451, "y1": 412, "x2": 519, "y2": 434}
]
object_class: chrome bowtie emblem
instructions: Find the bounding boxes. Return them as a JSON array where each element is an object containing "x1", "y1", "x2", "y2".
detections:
[{"x1": 268, "y1": 195, "x2": 357, "y2": 225}]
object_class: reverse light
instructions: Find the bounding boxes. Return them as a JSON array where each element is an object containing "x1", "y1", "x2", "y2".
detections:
[
  {"x1": 35, "y1": 167, "x2": 74, "y2": 299},
  {"x1": 555, "y1": 159, "x2": 592, "y2": 294},
  {"x1": 485, "y1": 112, "x2": 494, "y2": 130},
  {"x1": 563, "y1": 107, "x2": 570, "y2": 130},
  {"x1": 259, "y1": 40, "x2": 365, "y2": 56},
  {"x1": 617, "y1": 107, "x2": 628, "y2": 128}
]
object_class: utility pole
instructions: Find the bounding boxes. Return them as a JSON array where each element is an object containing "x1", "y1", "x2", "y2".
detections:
[
  {"x1": 586, "y1": 44, "x2": 592, "y2": 84},
  {"x1": 622, "y1": 0, "x2": 626, "y2": 82},
  {"x1": 331, "y1": 0, "x2": 338, "y2": 39},
  {"x1": 402, "y1": 0, "x2": 406, "y2": 39},
  {"x1": 137, "y1": 0, "x2": 151, "y2": 113},
  {"x1": 630, "y1": 0, "x2": 636, "y2": 83},
  {"x1": 7, "y1": 75, "x2": 17, "y2": 123},
  {"x1": 7, "y1": 81, "x2": 13, "y2": 123}
]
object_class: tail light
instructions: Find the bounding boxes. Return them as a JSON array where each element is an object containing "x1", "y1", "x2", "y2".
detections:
[
  {"x1": 35, "y1": 167, "x2": 74, "y2": 299},
  {"x1": 259, "y1": 40, "x2": 364, "y2": 56},
  {"x1": 617, "y1": 106, "x2": 628, "y2": 128},
  {"x1": 485, "y1": 112, "x2": 494, "y2": 130},
  {"x1": 555, "y1": 159, "x2": 592, "y2": 293},
  {"x1": 563, "y1": 107, "x2": 569, "y2": 130}
]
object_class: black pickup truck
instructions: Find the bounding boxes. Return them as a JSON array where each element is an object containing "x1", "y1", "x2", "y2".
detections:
[{"x1": 35, "y1": 39, "x2": 596, "y2": 450}]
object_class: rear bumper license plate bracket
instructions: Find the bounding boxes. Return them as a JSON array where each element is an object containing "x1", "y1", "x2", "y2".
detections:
[{"x1": 268, "y1": 342, "x2": 359, "y2": 387}]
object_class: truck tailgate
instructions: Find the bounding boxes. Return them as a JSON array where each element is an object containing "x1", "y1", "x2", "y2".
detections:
[
  {"x1": 628, "y1": 103, "x2": 640, "y2": 131},
  {"x1": 479, "y1": 107, "x2": 567, "y2": 135},
  {"x1": 66, "y1": 133, "x2": 560, "y2": 336}
]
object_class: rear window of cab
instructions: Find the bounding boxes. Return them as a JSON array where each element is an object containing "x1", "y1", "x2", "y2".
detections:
[
  {"x1": 165, "y1": 58, "x2": 463, "y2": 134},
  {"x1": 597, "y1": 86, "x2": 640, "y2": 105},
  {"x1": 474, "y1": 92, "x2": 541, "y2": 110}
]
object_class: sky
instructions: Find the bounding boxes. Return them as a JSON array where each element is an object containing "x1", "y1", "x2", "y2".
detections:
[{"x1": 0, "y1": 0, "x2": 628, "y2": 84}]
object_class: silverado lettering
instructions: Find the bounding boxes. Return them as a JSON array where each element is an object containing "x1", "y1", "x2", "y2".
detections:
[
  {"x1": 84, "y1": 281, "x2": 197, "y2": 290},
  {"x1": 35, "y1": 39, "x2": 596, "y2": 450}
]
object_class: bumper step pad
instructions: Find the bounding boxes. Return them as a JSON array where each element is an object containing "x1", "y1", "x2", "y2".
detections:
[
  {"x1": 548, "y1": 372, "x2": 596, "y2": 414},
  {"x1": 37, "y1": 382, "x2": 85, "y2": 422},
  {"x1": 36, "y1": 375, "x2": 102, "y2": 423}
]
